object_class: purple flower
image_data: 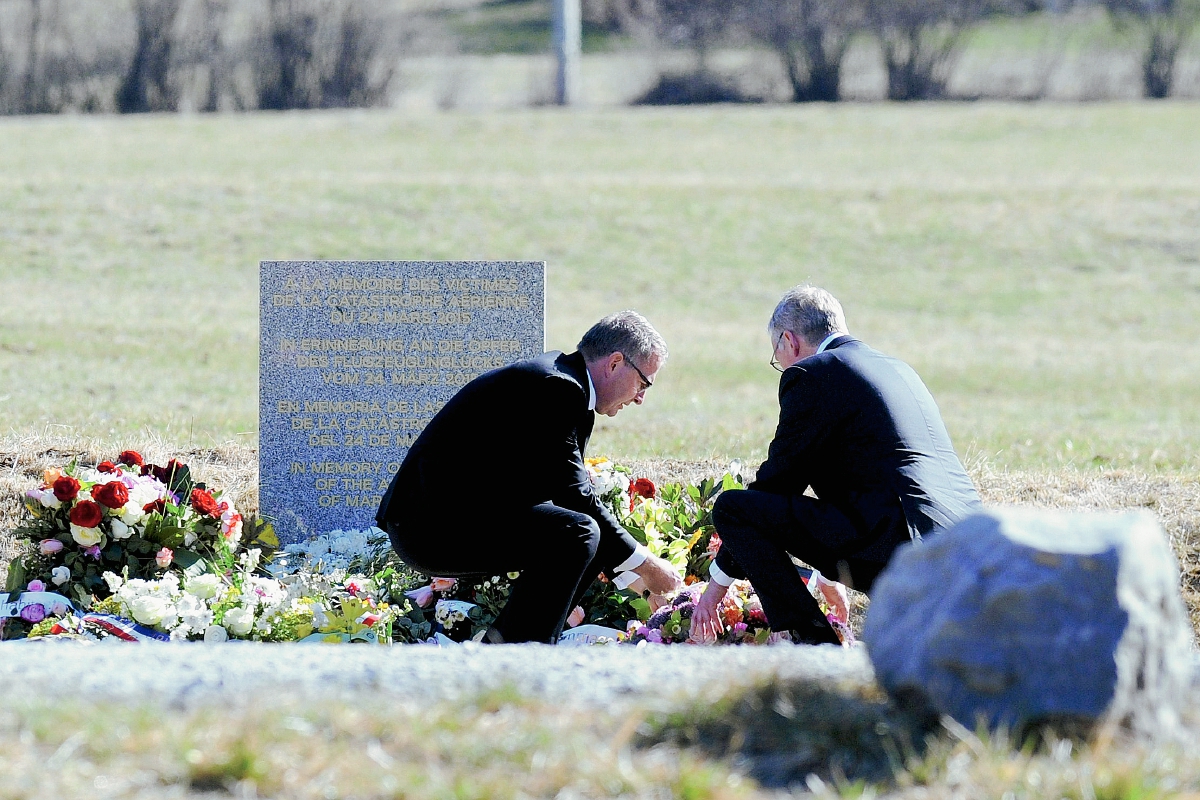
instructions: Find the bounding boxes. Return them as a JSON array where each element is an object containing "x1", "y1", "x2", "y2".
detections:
[
  {"x1": 20, "y1": 604, "x2": 46, "y2": 624},
  {"x1": 84, "y1": 545, "x2": 102, "y2": 560},
  {"x1": 644, "y1": 629, "x2": 663, "y2": 644},
  {"x1": 26, "y1": 580, "x2": 46, "y2": 593},
  {"x1": 647, "y1": 609, "x2": 671, "y2": 628},
  {"x1": 676, "y1": 601, "x2": 695, "y2": 619},
  {"x1": 39, "y1": 539, "x2": 64, "y2": 556}
]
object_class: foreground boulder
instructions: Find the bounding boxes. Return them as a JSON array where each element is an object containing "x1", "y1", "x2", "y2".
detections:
[{"x1": 864, "y1": 508, "x2": 1194, "y2": 737}]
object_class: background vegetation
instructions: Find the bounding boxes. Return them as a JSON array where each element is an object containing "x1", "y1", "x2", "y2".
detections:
[{"x1": 0, "y1": 0, "x2": 1198, "y2": 113}]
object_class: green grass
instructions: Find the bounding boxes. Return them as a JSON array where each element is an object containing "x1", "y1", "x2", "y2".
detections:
[
  {"x1": 1, "y1": 104, "x2": 1199, "y2": 470},
  {"x1": 2, "y1": 676, "x2": 1197, "y2": 799}
]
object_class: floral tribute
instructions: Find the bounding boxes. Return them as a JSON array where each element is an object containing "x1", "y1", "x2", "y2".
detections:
[
  {"x1": 1, "y1": 452, "x2": 856, "y2": 646},
  {"x1": 386, "y1": 457, "x2": 855, "y2": 646},
  {"x1": 2, "y1": 451, "x2": 397, "y2": 643}
]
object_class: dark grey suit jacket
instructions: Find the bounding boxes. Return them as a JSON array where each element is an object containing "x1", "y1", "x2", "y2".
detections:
[{"x1": 716, "y1": 335, "x2": 981, "y2": 574}]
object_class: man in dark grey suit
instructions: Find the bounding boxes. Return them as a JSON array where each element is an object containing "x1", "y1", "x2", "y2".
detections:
[
  {"x1": 377, "y1": 311, "x2": 682, "y2": 644},
  {"x1": 693, "y1": 286, "x2": 982, "y2": 645}
]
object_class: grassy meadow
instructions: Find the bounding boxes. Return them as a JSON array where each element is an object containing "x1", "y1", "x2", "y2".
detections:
[
  {"x1": 3, "y1": 101, "x2": 1200, "y2": 800},
  {"x1": 1, "y1": 103, "x2": 1200, "y2": 471}
]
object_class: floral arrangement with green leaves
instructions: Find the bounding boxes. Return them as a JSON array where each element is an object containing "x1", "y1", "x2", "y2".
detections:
[{"x1": 6, "y1": 451, "x2": 257, "y2": 606}]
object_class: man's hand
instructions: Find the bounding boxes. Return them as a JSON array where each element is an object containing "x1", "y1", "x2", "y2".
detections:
[
  {"x1": 631, "y1": 555, "x2": 683, "y2": 596},
  {"x1": 815, "y1": 574, "x2": 849, "y2": 624},
  {"x1": 690, "y1": 579, "x2": 729, "y2": 643}
]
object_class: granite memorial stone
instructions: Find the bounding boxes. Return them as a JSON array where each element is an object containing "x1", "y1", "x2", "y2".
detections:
[
  {"x1": 260, "y1": 260, "x2": 544, "y2": 543},
  {"x1": 864, "y1": 508, "x2": 1193, "y2": 738}
]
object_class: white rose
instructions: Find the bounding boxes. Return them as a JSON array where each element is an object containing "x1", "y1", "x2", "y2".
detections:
[
  {"x1": 120, "y1": 502, "x2": 144, "y2": 525},
  {"x1": 129, "y1": 596, "x2": 169, "y2": 626},
  {"x1": 183, "y1": 531, "x2": 197, "y2": 547},
  {"x1": 186, "y1": 573, "x2": 221, "y2": 600},
  {"x1": 30, "y1": 489, "x2": 61, "y2": 510},
  {"x1": 109, "y1": 519, "x2": 132, "y2": 540},
  {"x1": 51, "y1": 566, "x2": 71, "y2": 586},
  {"x1": 70, "y1": 524, "x2": 103, "y2": 547},
  {"x1": 223, "y1": 606, "x2": 255, "y2": 637},
  {"x1": 203, "y1": 625, "x2": 228, "y2": 643}
]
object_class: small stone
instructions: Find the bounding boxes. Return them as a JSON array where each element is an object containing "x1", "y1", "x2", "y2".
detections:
[{"x1": 864, "y1": 508, "x2": 1194, "y2": 738}]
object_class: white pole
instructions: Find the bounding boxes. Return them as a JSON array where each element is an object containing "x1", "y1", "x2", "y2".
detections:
[{"x1": 552, "y1": 0, "x2": 581, "y2": 105}]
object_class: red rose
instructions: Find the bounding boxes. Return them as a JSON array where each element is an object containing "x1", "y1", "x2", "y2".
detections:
[
  {"x1": 92, "y1": 481, "x2": 130, "y2": 509},
  {"x1": 52, "y1": 475, "x2": 81, "y2": 502},
  {"x1": 117, "y1": 450, "x2": 144, "y2": 467},
  {"x1": 630, "y1": 478, "x2": 656, "y2": 500},
  {"x1": 69, "y1": 500, "x2": 104, "y2": 528},
  {"x1": 97, "y1": 461, "x2": 118, "y2": 474},
  {"x1": 142, "y1": 499, "x2": 166, "y2": 515},
  {"x1": 191, "y1": 488, "x2": 220, "y2": 517}
]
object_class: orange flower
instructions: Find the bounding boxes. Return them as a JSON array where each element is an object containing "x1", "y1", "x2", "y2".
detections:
[
  {"x1": 684, "y1": 574, "x2": 699, "y2": 585},
  {"x1": 430, "y1": 577, "x2": 457, "y2": 593},
  {"x1": 721, "y1": 605, "x2": 743, "y2": 628},
  {"x1": 43, "y1": 467, "x2": 64, "y2": 487}
]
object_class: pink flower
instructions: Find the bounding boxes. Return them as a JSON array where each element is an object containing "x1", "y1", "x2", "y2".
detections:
[
  {"x1": 39, "y1": 539, "x2": 64, "y2": 556},
  {"x1": 20, "y1": 604, "x2": 46, "y2": 624},
  {"x1": 156, "y1": 547, "x2": 173, "y2": 568},
  {"x1": 345, "y1": 580, "x2": 364, "y2": 596},
  {"x1": 566, "y1": 606, "x2": 585, "y2": 628},
  {"x1": 732, "y1": 622, "x2": 748, "y2": 637},
  {"x1": 27, "y1": 580, "x2": 46, "y2": 592},
  {"x1": 429, "y1": 577, "x2": 456, "y2": 593},
  {"x1": 404, "y1": 586, "x2": 435, "y2": 608},
  {"x1": 84, "y1": 545, "x2": 102, "y2": 560}
]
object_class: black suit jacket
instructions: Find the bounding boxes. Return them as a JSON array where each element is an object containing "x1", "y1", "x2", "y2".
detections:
[
  {"x1": 717, "y1": 336, "x2": 981, "y2": 573},
  {"x1": 376, "y1": 350, "x2": 640, "y2": 573}
]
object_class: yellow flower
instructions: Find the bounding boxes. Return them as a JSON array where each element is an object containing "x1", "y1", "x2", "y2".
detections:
[{"x1": 584, "y1": 457, "x2": 609, "y2": 467}]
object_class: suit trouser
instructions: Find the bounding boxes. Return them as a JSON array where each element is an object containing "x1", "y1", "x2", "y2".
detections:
[
  {"x1": 712, "y1": 489, "x2": 897, "y2": 645},
  {"x1": 387, "y1": 502, "x2": 621, "y2": 644}
]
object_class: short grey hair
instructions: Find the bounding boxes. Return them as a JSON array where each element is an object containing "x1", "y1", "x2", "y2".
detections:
[
  {"x1": 768, "y1": 285, "x2": 848, "y2": 346},
  {"x1": 578, "y1": 310, "x2": 668, "y2": 365}
]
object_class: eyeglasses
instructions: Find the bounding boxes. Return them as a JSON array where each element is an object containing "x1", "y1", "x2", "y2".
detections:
[
  {"x1": 622, "y1": 353, "x2": 654, "y2": 392},
  {"x1": 769, "y1": 331, "x2": 786, "y2": 372}
]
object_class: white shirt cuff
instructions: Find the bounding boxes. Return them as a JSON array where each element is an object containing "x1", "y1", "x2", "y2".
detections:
[
  {"x1": 612, "y1": 570, "x2": 640, "y2": 590},
  {"x1": 708, "y1": 560, "x2": 735, "y2": 587},
  {"x1": 613, "y1": 544, "x2": 649, "y2": 575}
]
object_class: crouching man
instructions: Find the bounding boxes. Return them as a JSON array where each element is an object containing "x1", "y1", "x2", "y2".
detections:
[
  {"x1": 376, "y1": 311, "x2": 682, "y2": 643},
  {"x1": 692, "y1": 286, "x2": 982, "y2": 644}
]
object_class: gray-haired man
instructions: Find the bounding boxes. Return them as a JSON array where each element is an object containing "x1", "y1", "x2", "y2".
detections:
[
  {"x1": 692, "y1": 286, "x2": 982, "y2": 644},
  {"x1": 377, "y1": 311, "x2": 682, "y2": 643}
]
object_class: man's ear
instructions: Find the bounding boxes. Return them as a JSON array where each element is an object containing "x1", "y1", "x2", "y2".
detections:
[{"x1": 606, "y1": 352, "x2": 623, "y2": 374}]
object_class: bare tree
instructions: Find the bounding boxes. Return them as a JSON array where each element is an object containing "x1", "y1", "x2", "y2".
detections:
[
  {"x1": 1103, "y1": 0, "x2": 1200, "y2": 97},
  {"x1": 636, "y1": 0, "x2": 741, "y2": 75},
  {"x1": 254, "y1": 0, "x2": 401, "y2": 110},
  {"x1": 116, "y1": 0, "x2": 183, "y2": 112},
  {"x1": 744, "y1": 0, "x2": 863, "y2": 101},
  {"x1": 866, "y1": 0, "x2": 990, "y2": 100}
]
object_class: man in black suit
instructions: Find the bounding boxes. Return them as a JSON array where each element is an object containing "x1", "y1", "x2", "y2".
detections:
[
  {"x1": 376, "y1": 311, "x2": 682, "y2": 644},
  {"x1": 692, "y1": 286, "x2": 982, "y2": 645}
]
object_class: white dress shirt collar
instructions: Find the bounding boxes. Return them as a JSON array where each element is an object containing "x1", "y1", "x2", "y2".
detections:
[
  {"x1": 816, "y1": 333, "x2": 843, "y2": 354},
  {"x1": 585, "y1": 366, "x2": 597, "y2": 411}
]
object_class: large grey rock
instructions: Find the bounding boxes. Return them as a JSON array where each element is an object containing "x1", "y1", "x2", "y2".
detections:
[{"x1": 864, "y1": 508, "x2": 1194, "y2": 737}]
